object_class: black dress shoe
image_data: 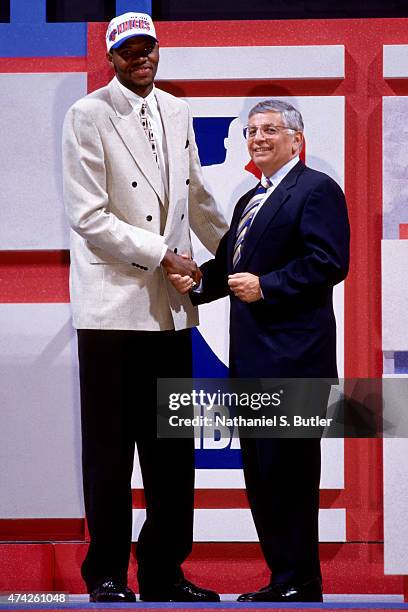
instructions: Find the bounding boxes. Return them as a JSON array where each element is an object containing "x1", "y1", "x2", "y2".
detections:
[
  {"x1": 237, "y1": 577, "x2": 323, "y2": 602},
  {"x1": 89, "y1": 580, "x2": 136, "y2": 603},
  {"x1": 140, "y1": 578, "x2": 220, "y2": 602}
]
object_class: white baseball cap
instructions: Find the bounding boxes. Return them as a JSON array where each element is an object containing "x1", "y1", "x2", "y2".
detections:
[{"x1": 106, "y1": 12, "x2": 157, "y2": 52}]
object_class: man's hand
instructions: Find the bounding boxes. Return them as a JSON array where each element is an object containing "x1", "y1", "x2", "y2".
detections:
[
  {"x1": 168, "y1": 273, "x2": 196, "y2": 294},
  {"x1": 228, "y1": 272, "x2": 262, "y2": 303},
  {"x1": 161, "y1": 249, "x2": 201, "y2": 283}
]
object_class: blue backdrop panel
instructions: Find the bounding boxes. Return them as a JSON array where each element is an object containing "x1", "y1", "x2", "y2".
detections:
[
  {"x1": 193, "y1": 117, "x2": 235, "y2": 166},
  {"x1": 192, "y1": 118, "x2": 242, "y2": 469},
  {"x1": 0, "y1": 0, "x2": 86, "y2": 56},
  {"x1": 116, "y1": 0, "x2": 151, "y2": 14},
  {"x1": 0, "y1": 0, "x2": 152, "y2": 57}
]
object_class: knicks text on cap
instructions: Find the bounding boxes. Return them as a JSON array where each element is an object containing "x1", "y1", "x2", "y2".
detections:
[{"x1": 106, "y1": 12, "x2": 157, "y2": 52}]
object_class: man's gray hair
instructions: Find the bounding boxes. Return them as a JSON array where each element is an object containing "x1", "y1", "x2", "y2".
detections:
[{"x1": 248, "y1": 99, "x2": 304, "y2": 132}]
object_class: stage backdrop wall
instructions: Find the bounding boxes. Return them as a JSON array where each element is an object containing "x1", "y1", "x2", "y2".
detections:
[{"x1": 1, "y1": 3, "x2": 408, "y2": 582}]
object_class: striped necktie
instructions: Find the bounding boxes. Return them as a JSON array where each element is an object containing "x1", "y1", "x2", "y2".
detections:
[
  {"x1": 233, "y1": 176, "x2": 273, "y2": 269},
  {"x1": 139, "y1": 102, "x2": 159, "y2": 166}
]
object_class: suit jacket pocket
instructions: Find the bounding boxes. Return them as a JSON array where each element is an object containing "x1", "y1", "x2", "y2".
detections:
[{"x1": 102, "y1": 263, "x2": 148, "y2": 298}]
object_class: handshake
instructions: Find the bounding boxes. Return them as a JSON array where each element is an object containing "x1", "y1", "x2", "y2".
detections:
[
  {"x1": 161, "y1": 248, "x2": 201, "y2": 294},
  {"x1": 161, "y1": 248, "x2": 263, "y2": 303}
]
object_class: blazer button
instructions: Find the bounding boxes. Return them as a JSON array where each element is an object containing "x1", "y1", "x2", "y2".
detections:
[
  {"x1": 186, "y1": 179, "x2": 190, "y2": 185},
  {"x1": 174, "y1": 248, "x2": 178, "y2": 254},
  {"x1": 181, "y1": 214, "x2": 184, "y2": 220},
  {"x1": 146, "y1": 215, "x2": 152, "y2": 221},
  {"x1": 132, "y1": 181, "x2": 137, "y2": 188}
]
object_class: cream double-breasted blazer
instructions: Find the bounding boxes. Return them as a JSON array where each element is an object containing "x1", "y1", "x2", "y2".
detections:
[{"x1": 62, "y1": 78, "x2": 227, "y2": 331}]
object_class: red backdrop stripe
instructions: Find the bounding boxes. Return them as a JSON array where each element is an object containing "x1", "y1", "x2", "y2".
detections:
[{"x1": 0, "y1": 58, "x2": 86, "y2": 72}]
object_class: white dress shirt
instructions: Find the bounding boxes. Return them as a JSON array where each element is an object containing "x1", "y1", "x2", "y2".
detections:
[{"x1": 252, "y1": 155, "x2": 300, "y2": 222}]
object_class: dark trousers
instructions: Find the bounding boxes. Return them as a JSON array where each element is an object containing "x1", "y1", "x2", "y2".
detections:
[
  {"x1": 77, "y1": 328, "x2": 194, "y2": 593},
  {"x1": 239, "y1": 384, "x2": 330, "y2": 586}
]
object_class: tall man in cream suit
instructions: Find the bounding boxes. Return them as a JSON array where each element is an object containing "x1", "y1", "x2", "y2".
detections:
[{"x1": 62, "y1": 12, "x2": 227, "y2": 603}]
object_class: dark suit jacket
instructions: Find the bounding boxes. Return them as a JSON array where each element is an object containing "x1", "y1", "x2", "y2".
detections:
[{"x1": 193, "y1": 160, "x2": 350, "y2": 378}]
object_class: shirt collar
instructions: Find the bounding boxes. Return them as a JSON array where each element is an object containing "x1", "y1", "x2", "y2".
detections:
[
  {"x1": 114, "y1": 76, "x2": 158, "y2": 112},
  {"x1": 263, "y1": 155, "x2": 300, "y2": 189}
]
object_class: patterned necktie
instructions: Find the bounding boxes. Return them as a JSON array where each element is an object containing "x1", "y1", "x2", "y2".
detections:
[
  {"x1": 139, "y1": 102, "x2": 159, "y2": 166},
  {"x1": 232, "y1": 176, "x2": 273, "y2": 269}
]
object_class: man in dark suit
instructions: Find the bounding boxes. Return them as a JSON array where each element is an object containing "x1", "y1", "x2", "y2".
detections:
[{"x1": 169, "y1": 99, "x2": 350, "y2": 602}]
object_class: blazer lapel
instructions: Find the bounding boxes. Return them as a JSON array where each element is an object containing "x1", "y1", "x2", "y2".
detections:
[
  {"x1": 108, "y1": 79, "x2": 166, "y2": 205},
  {"x1": 155, "y1": 88, "x2": 180, "y2": 229},
  {"x1": 155, "y1": 88, "x2": 178, "y2": 192},
  {"x1": 236, "y1": 161, "x2": 305, "y2": 270}
]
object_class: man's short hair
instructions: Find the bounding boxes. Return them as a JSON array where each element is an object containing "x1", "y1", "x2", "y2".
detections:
[{"x1": 248, "y1": 99, "x2": 304, "y2": 132}]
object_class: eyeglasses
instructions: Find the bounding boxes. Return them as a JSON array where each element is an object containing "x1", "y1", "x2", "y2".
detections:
[{"x1": 243, "y1": 124, "x2": 297, "y2": 140}]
